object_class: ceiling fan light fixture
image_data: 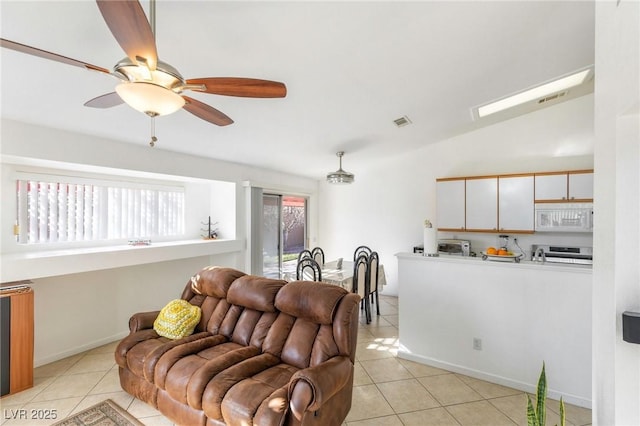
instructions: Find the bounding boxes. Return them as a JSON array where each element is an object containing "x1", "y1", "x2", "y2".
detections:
[
  {"x1": 326, "y1": 151, "x2": 355, "y2": 184},
  {"x1": 116, "y1": 82, "x2": 185, "y2": 116}
]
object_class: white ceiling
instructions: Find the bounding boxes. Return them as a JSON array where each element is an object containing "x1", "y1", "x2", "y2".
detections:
[{"x1": 0, "y1": 1, "x2": 595, "y2": 180}]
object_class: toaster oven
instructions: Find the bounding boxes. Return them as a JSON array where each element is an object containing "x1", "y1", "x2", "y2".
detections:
[{"x1": 438, "y1": 239, "x2": 471, "y2": 256}]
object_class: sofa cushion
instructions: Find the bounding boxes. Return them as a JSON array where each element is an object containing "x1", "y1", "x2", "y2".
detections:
[
  {"x1": 154, "y1": 299, "x2": 202, "y2": 340},
  {"x1": 275, "y1": 281, "x2": 347, "y2": 325},
  {"x1": 227, "y1": 275, "x2": 286, "y2": 312},
  {"x1": 189, "y1": 266, "x2": 246, "y2": 298}
]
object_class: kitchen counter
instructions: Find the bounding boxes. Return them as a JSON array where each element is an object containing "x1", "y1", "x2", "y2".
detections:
[
  {"x1": 397, "y1": 252, "x2": 592, "y2": 273},
  {"x1": 396, "y1": 251, "x2": 592, "y2": 408}
]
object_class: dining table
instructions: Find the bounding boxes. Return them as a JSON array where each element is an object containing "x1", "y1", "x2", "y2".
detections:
[{"x1": 284, "y1": 259, "x2": 387, "y2": 291}]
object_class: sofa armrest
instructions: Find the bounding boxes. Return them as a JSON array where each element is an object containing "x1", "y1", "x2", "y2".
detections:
[
  {"x1": 288, "y1": 356, "x2": 353, "y2": 419},
  {"x1": 129, "y1": 310, "x2": 160, "y2": 332}
]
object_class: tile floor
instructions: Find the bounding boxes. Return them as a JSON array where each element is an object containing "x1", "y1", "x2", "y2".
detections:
[{"x1": 0, "y1": 295, "x2": 592, "y2": 426}]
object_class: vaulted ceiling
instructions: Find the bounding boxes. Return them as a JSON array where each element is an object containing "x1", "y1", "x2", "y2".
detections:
[{"x1": 0, "y1": 1, "x2": 595, "y2": 179}]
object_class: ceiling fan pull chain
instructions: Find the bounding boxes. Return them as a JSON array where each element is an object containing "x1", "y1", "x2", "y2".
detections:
[{"x1": 150, "y1": 116, "x2": 158, "y2": 147}]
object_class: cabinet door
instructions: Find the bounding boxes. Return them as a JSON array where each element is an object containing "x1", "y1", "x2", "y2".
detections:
[
  {"x1": 498, "y1": 175, "x2": 534, "y2": 231},
  {"x1": 569, "y1": 172, "x2": 593, "y2": 200},
  {"x1": 535, "y1": 173, "x2": 568, "y2": 201},
  {"x1": 466, "y1": 177, "x2": 497, "y2": 231},
  {"x1": 436, "y1": 179, "x2": 465, "y2": 230}
]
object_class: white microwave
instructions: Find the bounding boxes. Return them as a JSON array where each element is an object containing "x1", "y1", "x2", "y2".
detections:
[{"x1": 535, "y1": 203, "x2": 593, "y2": 232}]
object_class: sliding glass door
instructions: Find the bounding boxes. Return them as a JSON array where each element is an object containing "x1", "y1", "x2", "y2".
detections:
[{"x1": 262, "y1": 194, "x2": 307, "y2": 278}]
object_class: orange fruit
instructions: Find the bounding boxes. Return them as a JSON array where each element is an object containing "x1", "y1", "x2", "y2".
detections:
[
  {"x1": 486, "y1": 247, "x2": 497, "y2": 255},
  {"x1": 498, "y1": 249, "x2": 509, "y2": 256}
]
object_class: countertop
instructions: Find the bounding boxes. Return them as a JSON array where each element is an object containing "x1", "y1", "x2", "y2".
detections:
[{"x1": 395, "y1": 252, "x2": 592, "y2": 273}]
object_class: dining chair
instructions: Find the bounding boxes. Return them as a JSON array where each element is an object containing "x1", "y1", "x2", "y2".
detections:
[
  {"x1": 297, "y1": 249, "x2": 312, "y2": 263},
  {"x1": 353, "y1": 245, "x2": 372, "y2": 261},
  {"x1": 296, "y1": 258, "x2": 322, "y2": 282},
  {"x1": 367, "y1": 251, "x2": 380, "y2": 317},
  {"x1": 311, "y1": 247, "x2": 325, "y2": 266},
  {"x1": 352, "y1": 253, "x2": 371, "y2": 323}
]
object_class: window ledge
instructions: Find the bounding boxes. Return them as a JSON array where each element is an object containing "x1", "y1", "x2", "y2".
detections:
[{"x1": 1, "y1": 239, "x2": 243, "y2": 282}]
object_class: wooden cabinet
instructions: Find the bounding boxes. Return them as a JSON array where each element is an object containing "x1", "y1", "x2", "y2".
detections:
[
  {"x1": 436, "y1": 179, "x2": 465, "y2": 230},
  {"x1": 465, "y1": 177, "x2": 498, "y2": 231},
  {"x1": 535, "y1": 170, "x2": 593, "y2": 202},
  {"x1": 498, "y1": 175, "x2": 534, "y2": 232},
  {"x1": 0, "y1": 286, "x2": 34, "y2": 396}
]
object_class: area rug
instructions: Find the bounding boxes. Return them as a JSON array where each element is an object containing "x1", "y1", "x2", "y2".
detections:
[{"x1": 52, "y1": 399, "x2": 144, "y2": 426}]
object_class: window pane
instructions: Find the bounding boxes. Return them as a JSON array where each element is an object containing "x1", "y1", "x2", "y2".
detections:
[{"x1": 16, "y1": 179, "x2": 185, "y2": 244}]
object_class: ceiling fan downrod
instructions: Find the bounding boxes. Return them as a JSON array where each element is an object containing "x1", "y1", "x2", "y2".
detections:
[{"x1": 149, "y1": 0, "x2": 156, "y2": 41}]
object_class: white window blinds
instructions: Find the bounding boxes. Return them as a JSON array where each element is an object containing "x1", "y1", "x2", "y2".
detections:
[{"x1": 16, "y1": 179, "x2": 185, "y2": 244}]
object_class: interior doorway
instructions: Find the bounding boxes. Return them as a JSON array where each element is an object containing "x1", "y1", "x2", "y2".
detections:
[{"x1": 262, "y1": 194, "x2": 307, "y2": 278}]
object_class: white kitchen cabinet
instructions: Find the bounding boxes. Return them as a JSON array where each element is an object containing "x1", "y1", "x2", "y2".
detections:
[
  {"x1": 465, "y1": 177, "x2": 497, "y2": 231},
  {"x1": 568, "y1": 172, "x2": 594, "y2": 200},
  {"x1": 498, "y1": 175, "x2": 534, "y2": 232},
  {"x1": 436, "y1": 179, "x2": 465, "y2": 230},
  {"x1": 534, "y1": 173, "x2": 567, "y2": 200},
  {"x1": 535, "y1": 171, "x2": 593, "y2": 202}
]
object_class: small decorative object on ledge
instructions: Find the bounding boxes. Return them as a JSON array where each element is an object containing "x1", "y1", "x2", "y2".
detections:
[
  {"x1": 201, "y1": 216, "x2": 219, "y2": 240},
  {"x1": 128, "y1": 239, "x2": 152, "y2": 246},
  {"x1": 423, "y1": 219, "x2": 438, "y2": 257}
]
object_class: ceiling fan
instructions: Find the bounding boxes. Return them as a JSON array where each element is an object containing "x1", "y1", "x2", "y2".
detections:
[{"x1": 0, "y1": 0, "x2": 286, "y2": 128}]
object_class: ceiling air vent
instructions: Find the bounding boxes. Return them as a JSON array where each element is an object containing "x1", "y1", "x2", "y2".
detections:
[
  {"x1": 538, "y1": 91, "x2": 568, "y2": 105},
  {"x1": 394, "y1": 115, "x2": 412, "y2": 127}
]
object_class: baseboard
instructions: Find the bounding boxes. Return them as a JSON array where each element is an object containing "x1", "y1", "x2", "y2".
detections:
[
  {"x1": 397, "y1": 349, "x2": 592, "y2": 409},
  {"x1": 34, "y1": 330, "x2": 129, "y2": 367}
]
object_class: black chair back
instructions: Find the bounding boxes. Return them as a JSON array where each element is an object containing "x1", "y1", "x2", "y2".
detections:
[
  {"x1": 311, "y1": 247, "x2": 325, "y2": 265},
  {"x1": 296, "y1": 258, "x2": 322, "y2": 282},
  {"x1": 368, "y1": 251, "x2": 380, "y2": 294},
  {"x1": 353, "y1": 253, "x2": 371, "y2": 323},
  {"x1": 297, "y1": 249, "x2": 312, "y2": 263},
  {"x1": 353, "y1": 245, "x2": 372, "y2": 261}
]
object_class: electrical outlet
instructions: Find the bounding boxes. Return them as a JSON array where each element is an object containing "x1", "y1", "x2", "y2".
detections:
[{"x1": 473, "y1": 338, "x2": 482, "y2": 350}]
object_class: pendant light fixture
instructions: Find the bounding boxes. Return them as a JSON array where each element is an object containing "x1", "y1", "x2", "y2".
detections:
[{"x1": 326, "y1": 151, "x2": 354, "y2": 184}]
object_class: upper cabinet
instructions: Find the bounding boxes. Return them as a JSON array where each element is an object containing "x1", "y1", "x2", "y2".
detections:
[
  {"x1": 534, "y1": 170, "x2": 593, "y2": 202},
  {"x1": 436, "y1": 178, "x2": 465, "y2": 230},
  {"x1": 436, "y1": 174, "x2": 534, "y2": 233},
  {"x1": 498, "y1": 175, "x2": 534, "y2": 232},
  {"x1": 568, "y1": 171, "x2": 594, "y2": 200},
  {"x1": 436, "y1": 169, "x2": 589, "y2": 234},
  {"x1": 465, "y1": 177, "x2": 498, "y2": 231}
]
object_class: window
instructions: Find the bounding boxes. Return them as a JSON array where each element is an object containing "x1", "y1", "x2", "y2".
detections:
[{"x1": 16, "y1": 177, "x2": 185, "y2": 244}]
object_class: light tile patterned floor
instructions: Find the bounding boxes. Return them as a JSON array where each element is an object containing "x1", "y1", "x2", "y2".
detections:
[{"x1": 0, "y1": 295, "x2": 592, "y2": 426}]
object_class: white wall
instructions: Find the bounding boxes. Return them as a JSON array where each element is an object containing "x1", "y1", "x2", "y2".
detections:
[
  {"x1": 319, "y1": 94, "x2": 594, "y2": 296},
  {"x1": 398, "y1": 255, "x2": 592, "y2": 407},
  {"x1": 593, "y1": 1, "x2": 640, "y2": 425}
]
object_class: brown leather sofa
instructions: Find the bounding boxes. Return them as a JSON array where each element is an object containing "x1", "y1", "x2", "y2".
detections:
[{"x1": 115, "y1": 266, "x2": 360, "y2": 426}]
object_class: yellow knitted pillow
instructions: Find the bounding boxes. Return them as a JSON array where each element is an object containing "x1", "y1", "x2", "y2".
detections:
[{"x1": 153, "y1": 299, "x2": 201, "y2": 339}]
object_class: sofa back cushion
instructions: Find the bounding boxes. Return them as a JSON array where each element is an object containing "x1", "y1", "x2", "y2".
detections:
[
  {"x1": 267, "y1": 282, "x2": 349, "y2": 369},
  {"x1": 180, "y1": 267, "x2": 246, "y2": 333},
  {"x1": 275, "y1": 281, "x2": 346, "y2": 324}
]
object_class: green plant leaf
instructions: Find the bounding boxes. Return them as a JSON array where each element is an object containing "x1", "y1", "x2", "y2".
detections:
[
  {"x1": 560, "y1": 397, "x2": 566, "y2": 426},
  {"x1": 537, "y1": 363, "x2": 547, "y2": 426},
  {"x1": 527, "y1": 394, "x2": 539, "y2": 426}
]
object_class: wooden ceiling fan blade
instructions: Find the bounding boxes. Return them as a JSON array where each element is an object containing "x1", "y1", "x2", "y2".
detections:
[
  {"x1": 0, "y1": 38, "x2": 110, "y2": 74},
  {"x1": 182, "y1": 96, "x2": 234, "y2": 126},
  {"x1": 96, "y1": 0, "x2": 158, "y2": 70},
  {"x1": 186, "y1": 77, "x2": 287, "y2": 98},
  {"x1": 84, "y1": 92, "x2": 124, "y2": 108}
]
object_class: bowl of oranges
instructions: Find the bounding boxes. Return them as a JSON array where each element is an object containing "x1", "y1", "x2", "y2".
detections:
[{"x1": 482, "y1": 247, "x2": 522, "y2": 262}]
